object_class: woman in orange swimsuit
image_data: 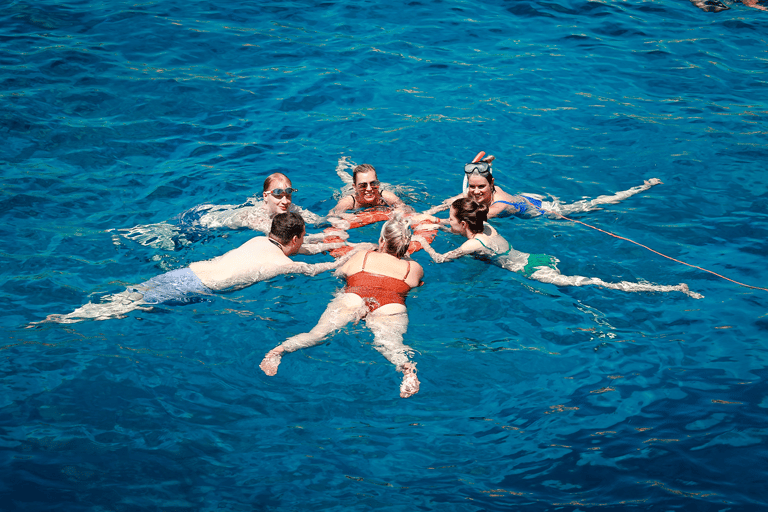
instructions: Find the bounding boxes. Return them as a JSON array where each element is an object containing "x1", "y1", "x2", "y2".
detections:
[{"x1": 259, "y1": 214, "x2": 425, "y2": 398}]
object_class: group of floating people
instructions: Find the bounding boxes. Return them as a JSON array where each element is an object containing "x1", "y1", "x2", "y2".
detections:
[{"x1": 33, "y1": 154, "x2": 703, "y2": 398}]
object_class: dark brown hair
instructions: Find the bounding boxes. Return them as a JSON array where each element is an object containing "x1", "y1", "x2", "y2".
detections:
[
  {"x1": 451, "y1": 198, "x2": 488, "y2": 234},
  {"x1": 270, "y1": 212, "x2": 305, "y2": 245}
]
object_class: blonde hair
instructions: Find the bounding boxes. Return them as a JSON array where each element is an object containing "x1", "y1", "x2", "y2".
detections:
[{"x1": 379, "y1": 213, "x2": 412, "y2": 258}]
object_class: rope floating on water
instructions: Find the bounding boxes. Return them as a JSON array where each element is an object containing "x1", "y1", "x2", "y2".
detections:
[{"x1": 556, "y1": 213, "x2": 768, "y2": 293}]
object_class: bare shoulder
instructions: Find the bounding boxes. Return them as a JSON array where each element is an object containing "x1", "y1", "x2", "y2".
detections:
[
  {"x1": 406, "y1": 258, "x2": 424, "y2": 286},
  {"x1": 237, "y1": 236, "x2": 271, "y2": 251},
  {"x1": 383, "y1": 190, "x2": 403, "y2": 205},
  {"x1": 460, "y1": 237, "x2": 484, "y2": 253},
  {"x1": 339, "y1": 249, "x2": 368, "y2": 274},
  {"x1": 493, "y1": 185, "x2": 515, "y2": 201},
  {"x1": 238, "y1": 237, "x2": 291, "y2": 263}
]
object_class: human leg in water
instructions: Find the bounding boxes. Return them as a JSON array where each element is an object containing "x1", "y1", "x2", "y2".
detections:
[
  {"x1": 545, "y1": 179, "x2": 662, "y2": 217},
  {"x1": 259, "y1": 293, "x2": 367, "y2": 376},
  {"x1": 365, "y1": 309, "x2": 419, "y2": 398},
  {"x1": 529, "y1": 266, "x2": 704, "y2": 299},
  {"x1": 29, "y1": 290, "x2": 152, "y2": 326}
]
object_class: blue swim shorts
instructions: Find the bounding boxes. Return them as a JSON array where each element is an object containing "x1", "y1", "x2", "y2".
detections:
[{"x1": 130, "y1": 268, "x2": 214, "y2": 305}]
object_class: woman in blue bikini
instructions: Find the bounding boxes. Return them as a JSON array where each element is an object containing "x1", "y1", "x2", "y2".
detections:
[
  {"x1": 415, "y1": 198, "x2": 703, "y2": 298},
  {"x1": 425, "y1": 155, "x2": 662, "y2": 220}
]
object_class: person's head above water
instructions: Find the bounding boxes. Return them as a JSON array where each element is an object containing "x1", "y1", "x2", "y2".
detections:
[
  {"x1": 450, "y1": 197, "x2": 488, "y2": 236},
  {"x1": 263, "y1": 173, "x2": 297, "y2": 216},
  {"x1": 463, "y1": 160, "x2": 495, "y2": 207},
  {"x1": 353, "y1": 164, "x2": 383, "y2": 207},
  {"x1": 269, "y1": 211, "x2": 305, "y2": 255},
  {"x1": 378, "y1": 213, "x2": 412, "y2": 258}
]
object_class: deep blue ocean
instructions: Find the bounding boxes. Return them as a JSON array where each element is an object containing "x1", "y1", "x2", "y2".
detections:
[{"x1": 2, "y1": 0, "x2": 768, "y2": 510}]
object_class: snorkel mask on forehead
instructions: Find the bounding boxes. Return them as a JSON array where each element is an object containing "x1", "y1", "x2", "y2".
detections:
[
  {"x1": 464, "y1": 151, "x2": 494, "y2": 177},
  {"x1": 464, "y1": 161, "x2": 492, "y2": 178},
  {"x1": 462, "y1": 151, "x2": 495, "y2": 194}
]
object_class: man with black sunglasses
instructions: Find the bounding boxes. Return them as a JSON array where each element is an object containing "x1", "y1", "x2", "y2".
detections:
[{"x1": 330, "y1": 164, "x2": 405, "y2": 215}]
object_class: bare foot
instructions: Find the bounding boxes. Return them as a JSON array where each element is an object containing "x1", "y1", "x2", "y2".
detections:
[
  {"x1": 399, "y1": 364, "x2": 420, "y2": 398},
  {"x1": 27, "y1": 314, "x2": 72, "y2": 327},
  {"x1": 260, "y1": 348, "x2": 284, "y2": 376},
  {"x1": 680, "y1": 283, "x2": 704, "y2": 300}
]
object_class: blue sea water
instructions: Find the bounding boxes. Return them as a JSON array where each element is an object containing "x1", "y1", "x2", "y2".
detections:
[{"x1": 2, "y1": 0, "x2": 768, "y2": 510}]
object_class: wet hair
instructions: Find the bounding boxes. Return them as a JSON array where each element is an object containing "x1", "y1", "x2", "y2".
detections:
[
  {"x1": 353, "y1": 164, "x2": 377, "y2": 185},
  {"x1": 379, "y1": 212, "x2": 412, "y2": 258},
  {"x1": 263, "y1": 173, "x2": 291, "y2": 192},
  {"x1": 270, "y1": 212, "x2": 305, "y2": 245},
  {"x1": 451, "y1": 197, "x2": 488, "y2": 234}
]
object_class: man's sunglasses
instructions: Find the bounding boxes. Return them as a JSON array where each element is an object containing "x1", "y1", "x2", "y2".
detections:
[
  {"x1": 464, "y1": 162, "x2": 492, "y2": 177},
  {"x1": 356, "y1": 180, "x2": 380, "y2": 190},
  {"x1": 265, "y1": 187, "x2": 297, "y2": 199}
]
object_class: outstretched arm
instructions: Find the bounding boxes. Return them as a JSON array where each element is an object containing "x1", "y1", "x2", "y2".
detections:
[
  {"x1": 279, "y1": 246, "x2": 364, "y2": 277},
  {"x1": 413, "y1": 236, "x2": 482, "y2": 264},
  {"x1": 297, "y1": 240, "x2": 347, "y2": 255},
  {"x1": 422, "y1": 193, "x2": 463, "y2": 216},
  {"x1": 281, "y1": 259, "x2": 344, "y2": 277}
]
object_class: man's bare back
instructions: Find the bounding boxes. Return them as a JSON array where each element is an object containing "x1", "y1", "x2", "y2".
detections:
[{"x1": 190, "y1": 237, "x2": 295, "y2": 291}]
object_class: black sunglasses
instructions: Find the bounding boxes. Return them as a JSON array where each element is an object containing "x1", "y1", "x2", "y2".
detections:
[
  {"x1": 266, "y1": 187, "x2": 297, "y2": 198},
  {"x1": 464, "y1": 162, "x2": 492, "y2": 177},
  {"x1": 356, "y1": 180, "x2": 380, "y2": 190}
]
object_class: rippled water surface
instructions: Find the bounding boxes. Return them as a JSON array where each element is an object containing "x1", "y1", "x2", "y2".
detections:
[{"x1": 2, "y1": 0, "x2": 768, "y2": 510}]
